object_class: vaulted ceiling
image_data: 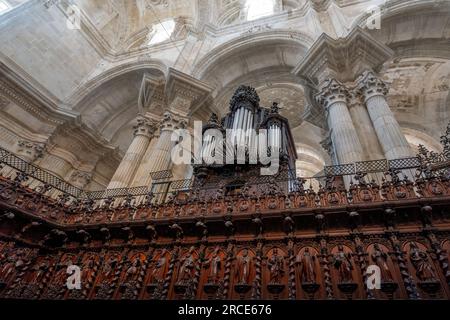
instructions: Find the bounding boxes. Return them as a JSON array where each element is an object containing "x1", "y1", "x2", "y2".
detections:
[{"x1": 1, "y1": 0, "x2": 449, "y2": 180}]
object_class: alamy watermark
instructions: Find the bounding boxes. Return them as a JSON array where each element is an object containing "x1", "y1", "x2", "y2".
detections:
[
  {"x1": 66, "y1": 264, "x2": 81, "y2": 290},
  {"x1": 366, "y1": 265, "x2": 381, "y2": 290}
]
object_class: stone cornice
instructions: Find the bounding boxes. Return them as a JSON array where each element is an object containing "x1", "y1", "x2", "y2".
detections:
[
  {"x1": 0, "y1": 62, "x2": 124, "y2": 167},
  {"x1": 201, "y1": 0, "x2": 322, "y2": 38},
  {"x1": 51, "y1": 117, "x2": 122, "y2": 162},
  {"x1": 165, "y1": 68, "x2": 213, "y2": 115},
  {"x1": 138, "y1": 74, "x2": 166, "y2": 113},
  {"x1": 0, "y1": 64, "x2": 77, "y2": 126},
  {"x1": 293, "y1": 27, "x2": 394, "y2": 85},
  {"x1": 0, "y1": 55, "x2": 62, "y2": 108}
]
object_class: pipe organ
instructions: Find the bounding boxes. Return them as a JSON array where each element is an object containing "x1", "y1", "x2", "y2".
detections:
[{"x1": 197, "y1": 85, "x2": 297, "y2": 187}]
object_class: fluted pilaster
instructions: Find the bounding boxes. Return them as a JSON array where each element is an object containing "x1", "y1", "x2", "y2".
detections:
[
  {"x1": 107, "y1": 116, "x2": 156, "y2": 189},
  {"x1": 134, "y1": 112, "x2": 187, "y2": 187},
  {"x1": 316, "y1": 79, "x2": 364, "y2": 165},
  {"x1": 357, "y1": 71, "x2": 412, "y2": 160}
]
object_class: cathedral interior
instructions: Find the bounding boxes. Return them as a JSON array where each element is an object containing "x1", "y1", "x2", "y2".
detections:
[{"x1": 0, "y1": 0, "x2": 450, "y2": 301}]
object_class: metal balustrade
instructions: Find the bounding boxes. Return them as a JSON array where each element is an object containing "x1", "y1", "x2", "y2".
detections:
[
  {"x1": 0, "y1": 146, "x2": 445, "y2": 207},
  {"x1": 389, "y1": 157, "x2": 421, "y2": 170},
  {"x1": 149, "y1": 170, "x2": 173, "y2": 180},
  {"x1": 355, "y1": 159, "x2": 388, "y2": 173},
  {"x1": 0, "y1": 147, "x2": 83, "y2": 197}
]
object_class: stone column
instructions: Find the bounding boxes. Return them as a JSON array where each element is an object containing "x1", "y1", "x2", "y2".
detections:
[
  {"x1": 107, "y1": 116, "x2": 155, "y2": 190},
  {"x1": 347, "y1": 89, "x2": 384, "y2": 161},
  {"x1": 357, "y1": 71, "x2": 412, "y2": 160},
  {"x1": 130, "y1": 133, "x2": 159, "y2": 187},
  {"x1": 317, "y1": 79, "x2": 364, "y2": 165},
  {"x1": 137, "y1": 112, "x2": 186, "y2": 188},
  {"x1": 143, "y1": 113, "x2": 188, "y2": 205}
]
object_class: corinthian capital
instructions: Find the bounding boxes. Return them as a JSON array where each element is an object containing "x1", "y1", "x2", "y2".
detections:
[
  {"x1": 133, "y1": 116, "x2": 157, "y2": 137},
  {"x1": 315, "y1": 79, "x2": 348, "y2": 109},
  {"x1": 347, "y1": 88, "x2": 364, "y2": 109},
  {"x1": 356, "y1": 70, "x2": 389, "y2": 100},
  {"x1": 159, "y1": 111, "x2": 188, "y2": 132}
]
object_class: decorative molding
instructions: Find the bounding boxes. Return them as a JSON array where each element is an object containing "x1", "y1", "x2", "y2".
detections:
[
  {"x1": 0, "y1": 60, "x2": 74, "y2": 124},
  {"x1": 293, "y1": 27, "x2": 394, "y2": 85},
  {"x1": 16, "y1": 140, "x2": 46, "y2": 162},
  {"x1": 356, "y1": 70, "x2": 389, "y2": 99},
  {"x1": 315, "y1": 78, "x2": 348, "y2": 110},
  {"x1": 138, "y1": 74, "x2": 166, "y2": 113},
  {"x1": 69, "y1": 170, "x2": 93, "y2": 189},
  {"x1": 133, "y1": 116, "x2": 158, "y2": 138},
  {"x1": 0, "y1": 95, "x2": 8, "y2": 108},
  {"x1": 165, "y1": 68, "x2": 213, "y2": 115}
]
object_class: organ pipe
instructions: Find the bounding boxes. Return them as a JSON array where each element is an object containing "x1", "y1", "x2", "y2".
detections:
[{"x1": 246, "y1": 114, "x2": 253, "y2": 146}]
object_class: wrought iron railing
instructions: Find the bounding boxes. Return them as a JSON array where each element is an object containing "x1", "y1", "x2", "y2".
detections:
[
  {"x1": 323, "y1": 157, "x2": 420, "y2": 176},
  {"x1": 0, "y1": 145, "x2": 447, "y2": 208},
  {"x1": 0, "y1": 147, "x2": 83, "y2": 197}
]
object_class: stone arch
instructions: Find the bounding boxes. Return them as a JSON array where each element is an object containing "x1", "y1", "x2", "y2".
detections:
[
  {"x1": 352, "y1": 1, "x2": 450, "y2": 60},
  {"x1": 65, "y1": 61, "x2": 167, "y2": 152},
  {"x1": 402, "y1": 127, "x2": 442, "y2": 155},
  {"x1": 192, "y1": 30, "x2": 313, "y2": 84},
  {"x1": 66, "y1": 59, "x2": 168, "y2": 107},
  {"x1": 191, "y1": 31, "x2": 324, "y2": 179}
]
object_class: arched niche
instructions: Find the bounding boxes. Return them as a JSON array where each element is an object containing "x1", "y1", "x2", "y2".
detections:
[
  {"x1": 231, "y1": 247, "x2": 256, "y2": 299},
  {"x1": 329, "y1": 244, "x2": 364, "y2": 300},
  {"x1": 403, "y1": 128, "x2": 442, "y2": 155},
  {"x1": 146, "y1": 249, "x2": 171, "y2": 286},
  {"x1": 295, "y1": 246, "x2": 324, "y2": 300},
  {"x1": 263, "y1": 246, "x2": 288, "y2": 299},
  {"x1": 366, "y1": 242, "x2": 405, "y2": 300},
  {"x1": 169, "y1": 246, "x2": 199, "y2": 299},
  {"x1": 198, "y1": 246, "x2": 227, "y2": 299},
  {"x1": 403, "y1": 241, "x2": 444, "y2": 299},
  {"x1": 381, "y1": 57, "x2": 450, "y2": 142}
]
